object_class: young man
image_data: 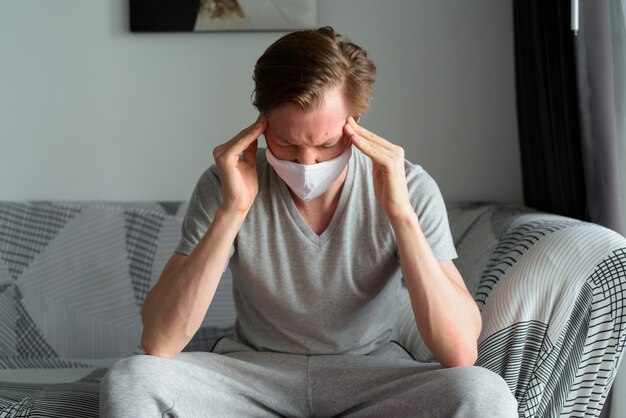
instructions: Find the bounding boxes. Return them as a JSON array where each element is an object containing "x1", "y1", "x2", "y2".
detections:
[{"x1": 101, "y1": 27, "x2": 517, "y2": 417}]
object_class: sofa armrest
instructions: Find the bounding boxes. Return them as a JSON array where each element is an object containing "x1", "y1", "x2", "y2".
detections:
[{"x1": 474, "y1": 211, "x2": 626, "y2": 418}]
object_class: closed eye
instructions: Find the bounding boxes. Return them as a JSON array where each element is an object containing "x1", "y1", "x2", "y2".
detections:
[{"x1": 319, "y1": 135, "x2": 347, "y2": 149}]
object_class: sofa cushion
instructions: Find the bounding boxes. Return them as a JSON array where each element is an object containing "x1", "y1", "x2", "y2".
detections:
[{"x1": 0, "y1": 202, "x2": 236, "y2": 365}]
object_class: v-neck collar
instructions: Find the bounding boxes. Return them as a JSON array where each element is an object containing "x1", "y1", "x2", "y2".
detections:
[{"x1": 275, "y1": 146, "x2": 356, "y2": 246}]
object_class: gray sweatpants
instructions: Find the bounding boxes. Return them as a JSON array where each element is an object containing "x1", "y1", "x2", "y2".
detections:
[{"x1": 100, "y1": 338, "x2": 517, "y2": 417}]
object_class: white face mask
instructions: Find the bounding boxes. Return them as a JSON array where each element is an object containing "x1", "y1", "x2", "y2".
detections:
[{"x1": 266, "y1": 145, "x2": 352, "y2": 201}]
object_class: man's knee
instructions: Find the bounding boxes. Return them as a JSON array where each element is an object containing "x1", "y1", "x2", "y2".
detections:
[
  {"x1": 100, "y1": 355, "x2": 171, "y2": 415},
  {"x1": 103, "y1": 355, "x2": 164, "y2": 388},
  {"x1": 445, "y1": 366, "x2": 518, "y2": 417}
]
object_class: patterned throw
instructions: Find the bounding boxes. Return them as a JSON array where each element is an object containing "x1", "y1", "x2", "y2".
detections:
[{"x1": 0, "y1": 201, "x2": 624, "y2": 417}]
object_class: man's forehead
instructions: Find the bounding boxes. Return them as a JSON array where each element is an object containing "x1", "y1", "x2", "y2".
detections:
[{"x1": 266, "y1": 113, "x2": 345, "y2": 141}]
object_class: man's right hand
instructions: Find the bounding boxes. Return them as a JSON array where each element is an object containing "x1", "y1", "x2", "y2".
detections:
[{"x1": 212, "y1": 116, "x2": 267, "y2": 214}]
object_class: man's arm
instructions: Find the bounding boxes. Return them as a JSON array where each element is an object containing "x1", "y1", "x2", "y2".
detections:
[
  {"x1": 141, "y1": 209, "x2": 246, "y2": 358},
  {"x1": 392, "y1": 213, "x2": 481, "y2": 367},
  {"x1": 141, "y1": 117, "x2": 266, "y2": 358},
  {"x1": 344, "y1": 117, "x2": 481, "y2": 368}
]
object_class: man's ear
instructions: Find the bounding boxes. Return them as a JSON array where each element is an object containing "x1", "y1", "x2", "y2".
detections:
[{"x1": 354, "y1": 115, "x2": 361, "y2": 123}]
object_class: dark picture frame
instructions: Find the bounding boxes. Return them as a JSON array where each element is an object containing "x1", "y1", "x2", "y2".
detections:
[{"x1": 130, "y1": 0, "x2": 317, "y2": 32}]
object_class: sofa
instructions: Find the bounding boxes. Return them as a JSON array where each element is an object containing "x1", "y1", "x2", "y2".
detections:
[{"x1": 0, "y1": 201, "x2": 624, "y2": 417}]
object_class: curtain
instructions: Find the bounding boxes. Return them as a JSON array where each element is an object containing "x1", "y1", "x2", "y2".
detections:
[
  {"x1": 514, "y1": 0, "x2": 588, "y2": 222},
  {"x1": 514, "y1": 0, "x2": 624, "y2": 235},
  {"x1": 575, "y1": 0, "x2": 624, "y2": 236},
  {"x1": 609, "y1": 2, "x2": 626, "y2": 417},
  {"x1": 614, "y1": 0, "x2": 626, "y2": 242}
]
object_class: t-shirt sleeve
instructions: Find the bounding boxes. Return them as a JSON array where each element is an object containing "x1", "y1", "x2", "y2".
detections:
[
  {"x1": 405, "y1": 162, "x2": 458, "y2": 261},
  {"x1": 175, "y1": 165, "x2": 234, "y2": 258}
]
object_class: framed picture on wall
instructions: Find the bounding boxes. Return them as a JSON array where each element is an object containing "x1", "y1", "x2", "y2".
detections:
[{"x1": 130, "y1": 0, "x2": 317, "y2": 32}]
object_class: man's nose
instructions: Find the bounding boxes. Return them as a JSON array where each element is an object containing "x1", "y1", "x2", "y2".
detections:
[{"x1": 295, "y1": 149, "x2": 320, "y2": 165}]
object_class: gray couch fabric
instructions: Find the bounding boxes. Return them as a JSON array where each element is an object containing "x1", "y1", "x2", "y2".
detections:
[{"x1": 0, "y1": 201, "x2": 624, "y2": 417}]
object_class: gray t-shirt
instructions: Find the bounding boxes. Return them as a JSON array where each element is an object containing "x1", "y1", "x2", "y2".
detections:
[{"x1": 176, "y1": 146, "x2": 457, "y2": 355}]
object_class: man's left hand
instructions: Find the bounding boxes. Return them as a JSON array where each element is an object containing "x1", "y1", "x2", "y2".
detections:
[{"x1": 344, "y1": 117, "x2": 413, "y2": 221}]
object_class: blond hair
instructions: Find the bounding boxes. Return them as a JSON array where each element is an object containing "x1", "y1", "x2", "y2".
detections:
[{"x1": 253, "y1": 27, "x2": 377, "y2": 116}]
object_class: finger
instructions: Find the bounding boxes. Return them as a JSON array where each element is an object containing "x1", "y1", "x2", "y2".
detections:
[
  {"x1": 345, "y1": 123, "x2": 394, "y2": 163},
  {"x1": 216, "y1": 117, "x2": 266, "y2": 160},
  {"x1": 238, "y1": 117, "x2": 264, "y2": 164},
  {"x1": 241, "y1": 138, "x2": 258, "y2": 165},
  {"x1": 235, "y1": 117, "x2": 266, "y2": 149},
  {"x1": 347, "y1": 117, "x2": 397, "y2": 152}
]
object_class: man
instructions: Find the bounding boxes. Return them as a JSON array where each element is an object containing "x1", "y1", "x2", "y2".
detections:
[{"x1": 101, "y1": 27, "x2": 517, "y2": 417}]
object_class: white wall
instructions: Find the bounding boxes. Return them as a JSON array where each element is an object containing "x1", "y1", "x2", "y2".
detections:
[{"x1": 0, "y1": 0, "x2": 522, "y2": 204}]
